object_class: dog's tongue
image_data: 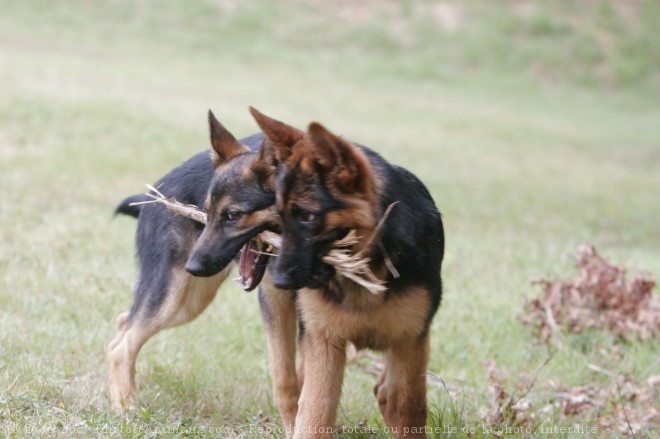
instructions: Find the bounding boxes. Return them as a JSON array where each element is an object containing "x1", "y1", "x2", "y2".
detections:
[
  {"x1": 239, "y1": 241, "x2": 257, "y2": 290},
  {"x1": 238, "y1": 239, "x2": 270, "y2": 292}
]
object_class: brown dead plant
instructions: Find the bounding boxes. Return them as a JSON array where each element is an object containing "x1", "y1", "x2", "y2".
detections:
[{"x1": 522, "y1": 245, "x2": 658, "y2": 344}]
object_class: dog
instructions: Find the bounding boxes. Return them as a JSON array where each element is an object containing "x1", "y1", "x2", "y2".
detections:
[
  {"x1": 250, "y1": 108, "x2": 444, "y2": 438},
  {"x1": 107, "y1": 111, "x2": 282, "y2": 411},
  {"x1": 109, "y1": 110, "x2": 311, "y2": 434}
]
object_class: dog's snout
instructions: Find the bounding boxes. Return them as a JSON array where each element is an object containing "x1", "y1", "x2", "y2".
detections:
[
  {"x1": 272, "y1": 274, "x2": 295, "y2": 290},
  {"x1": 272, "y1": 265, "x2": 304, "y2": 290},
  {"x1": 185, "y1": 249, "x2": 224, "y2": 277},
  {"x1": 186, "y1": 259, "x2": 206, "y2": 276}
]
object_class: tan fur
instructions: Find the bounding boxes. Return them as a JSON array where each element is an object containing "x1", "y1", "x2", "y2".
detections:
[
  {"x1": 377, "y1": 334, "x2": 430, "y2": 438},
  {"x1": 242, "y1": 207, "x2": 279, "y2": 230},
  {"x1": 208, "y1": 110, "x2": 249, "y2": 166},
  {"x1": 107, "y1": 266, "x2": 229, "y2": 411},
  {"x1": 323, "y1": 204, "x2": 376, "y2": 252},
  {"x1": 151, "y1": 266, "x2": 229, "y2": 328},
  {"x1": 291, "y1": 285, "x2": 431, "y2": 438},
  {"x1": 206, "y1": 194, "x2": 228, "y2": 219},
  {"x1": 294, "y1": 330, "x2": 346, "y2": 439},
  {"x1": 204, "y1": 193, "x2": 278, "y2": 230},
  {"x1": 298, "y1": 284, "x2": 430, "y2": 351},
  {"x1": 258, "y1": 273, "x2": 300, "y2": 436}
]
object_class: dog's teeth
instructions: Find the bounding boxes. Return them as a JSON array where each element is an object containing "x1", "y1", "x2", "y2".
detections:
[{"x1": 241, "y1": 277, "x2": 252, "y2": 291}]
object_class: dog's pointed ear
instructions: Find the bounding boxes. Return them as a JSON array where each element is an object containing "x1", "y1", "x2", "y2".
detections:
[
  {"x1": 251, "y1": 140, "x2": 277, "y2": 186},
  {"x1": 307, "y1": 122, "x2": 371, "y2": 194},
  {"x1": 307, "y1": 122, "x2": 345, "y2": 169},
  {"x1": 249, "y1": 107, "x2": 303, "y2": 162},
  {"x1": 208, "y1": 110, "x2": 249, "y2": 166}
]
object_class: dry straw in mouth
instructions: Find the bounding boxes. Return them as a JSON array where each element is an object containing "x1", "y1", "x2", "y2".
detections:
[{"x1": 132, "y1": 184, "x2": 398, "y2": 294}]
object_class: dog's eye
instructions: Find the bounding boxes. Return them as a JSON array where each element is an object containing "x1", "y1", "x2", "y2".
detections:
[
  {"x1": 298, "y1": 212, "x2": 316, "y2": 223},
  {"x1": 223, "y1": 211, "x2": 243, "y2": 222}
]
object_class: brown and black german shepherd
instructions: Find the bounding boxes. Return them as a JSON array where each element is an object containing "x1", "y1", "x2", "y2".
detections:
[
  {"x1": 107, "y1": 111, "x2": 284, "y2": 411},
  {"x1": 250, "y1": 109, "x2": 444, "y2": 438},
  {"x1": 108, "y1": 111, "x2": 310, "y2": 434}
]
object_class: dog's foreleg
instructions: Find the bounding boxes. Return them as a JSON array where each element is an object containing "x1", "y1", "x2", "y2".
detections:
[
  {"x1": 259, "y1": 278, "x2": 299, "y2": 437},
  {"x1": 380, "y1": 333, "x2": 430, "y2": 438},
  {"x1": 373, "y1": 358, "x2": 389, "y2": 415},
  {"x1": 296, "y1": 323, "x2": 305, "y2": 393},
  {"x1": 293, "y1": 332, "x2": 346, "y2": 439}
]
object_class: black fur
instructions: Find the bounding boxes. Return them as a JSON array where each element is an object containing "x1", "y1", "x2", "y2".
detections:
[
  {"x1": 114, "y1": 194, "x2": 150, "y2": 218},
  {"x1": 363, "y1": 147, "x2": 443, "y2": 302}
]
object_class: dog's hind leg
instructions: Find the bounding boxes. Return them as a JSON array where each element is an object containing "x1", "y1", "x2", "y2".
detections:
[
  {"x1": 107, "y1": 266, "x2": 229, "y2": 411},
  {"x1": 258, "y1": 274, "x2": 299, "y2": 436},
  {"x1": 107, "y1": 310, "x2": 139, "y2": 411},
  {"x1": 374, "y1": 363, "x2": 387, "y2": 410},
  {"x1": 378, "y1": 333, "x2": 430, "y2": 438}
]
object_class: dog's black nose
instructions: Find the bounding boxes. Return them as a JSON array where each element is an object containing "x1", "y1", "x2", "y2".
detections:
[
  {"x1": 272, "y1": 271, "x2": 300, "y2": 290},
  {"x1": 185, "y1": 259, "x2": 215, "y2": 277}
]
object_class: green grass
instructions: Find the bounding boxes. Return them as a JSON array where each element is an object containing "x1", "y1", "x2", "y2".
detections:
[{"x1": 1, "y1": 1, "x2": 659, "y2": 437}]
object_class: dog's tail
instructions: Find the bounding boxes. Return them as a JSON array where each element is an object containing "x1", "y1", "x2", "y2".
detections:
[{"x1": 114, "y1": 194, "x2": 150, "y2": 219}]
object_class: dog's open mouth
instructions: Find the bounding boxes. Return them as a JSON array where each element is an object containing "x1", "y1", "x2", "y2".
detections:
[{"x1": 238, "y1": 238, "x2": 272, "y2": 291}]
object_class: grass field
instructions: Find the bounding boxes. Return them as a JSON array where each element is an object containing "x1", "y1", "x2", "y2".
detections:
[{"x1": 1, "y1": 1, "x2": 659, "y2": 437}]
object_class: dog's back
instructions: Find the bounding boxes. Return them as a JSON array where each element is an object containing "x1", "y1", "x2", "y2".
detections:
[{"x1": 363, "y1": 146, "x2": 444, "y2": 315}]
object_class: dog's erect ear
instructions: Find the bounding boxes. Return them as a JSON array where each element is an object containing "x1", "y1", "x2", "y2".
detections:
[
  {"x1": 307, "y1": 122, "x2": 371, "y2": 194},
  {"x1": 251, "y1": 140, "x2": 277, "y2": 186},
  {"x1": 208, "y1": 110, "x2": 249, "y2": 166},
  {"x1": 249, "y1": 107, "x2": 303, "y2": 162}
]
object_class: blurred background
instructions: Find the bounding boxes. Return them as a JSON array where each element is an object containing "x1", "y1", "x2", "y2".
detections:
[{"x1": 1, "y1": 1, "x2": 658, "y2": 437}]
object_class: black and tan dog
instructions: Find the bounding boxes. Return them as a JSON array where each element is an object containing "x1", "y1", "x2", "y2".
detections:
[
  {"x1": 108, "y1": 111, "x2": 315, "y2": 434},
  {"x1": 250, "y1": 109, "x2": 444, "y2": 438},
  {"x1": 107, "y1": 111, "x2": 284, "y2": 411}
]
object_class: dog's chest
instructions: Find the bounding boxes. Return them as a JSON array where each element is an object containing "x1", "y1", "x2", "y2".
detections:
[{"x1": 298, "y1": 281, "x2": 430, "y2": 350}]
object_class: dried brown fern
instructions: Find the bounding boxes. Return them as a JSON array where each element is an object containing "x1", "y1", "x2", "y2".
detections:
[{"x1": 522, "y1": 245, "x2": 659, "y2": 343}]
